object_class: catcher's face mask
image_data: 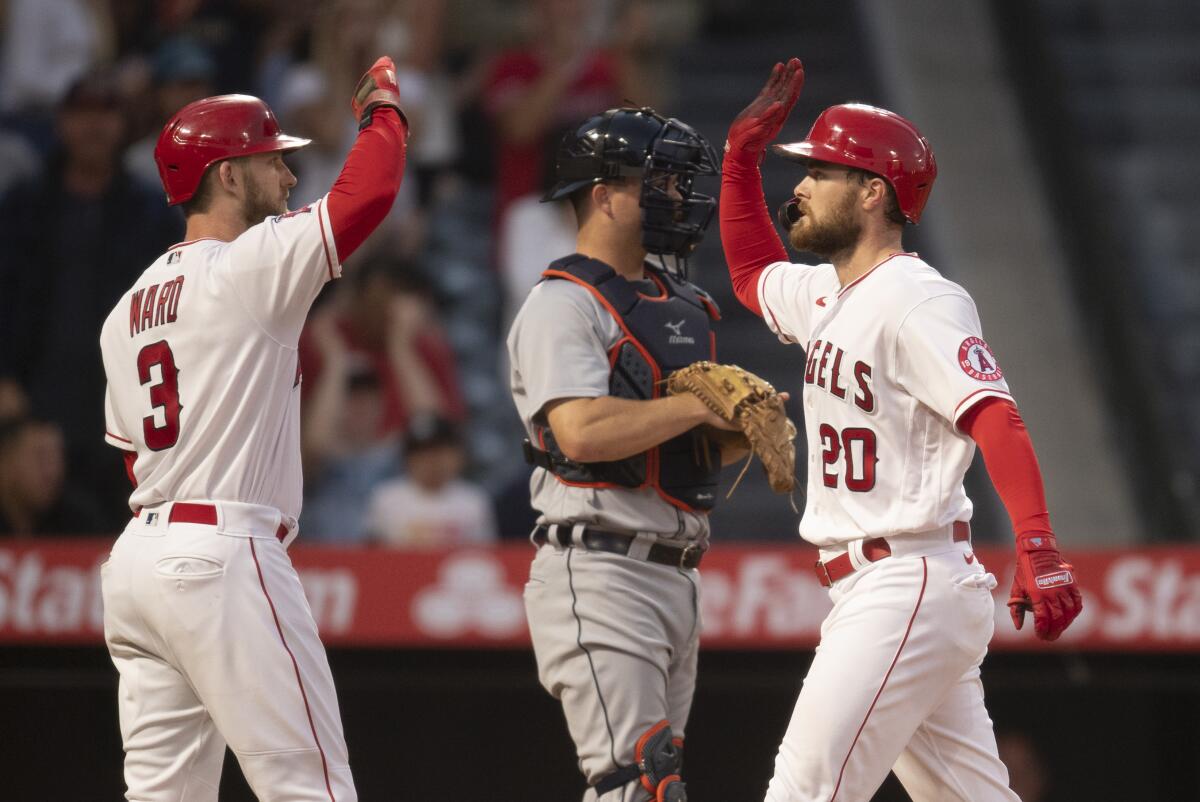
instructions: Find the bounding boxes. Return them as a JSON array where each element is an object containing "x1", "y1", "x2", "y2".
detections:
[{"x1": 639, "y1": 117, "x2": 719, "y2": 266}]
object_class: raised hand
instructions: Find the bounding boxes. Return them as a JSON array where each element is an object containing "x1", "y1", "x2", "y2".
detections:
[
  {"x1": 726, "y1": 58, "x2": 805, "y2": 155},
  {"x1": 351, "y1": 56, "x2": 405, "y2": 130}
]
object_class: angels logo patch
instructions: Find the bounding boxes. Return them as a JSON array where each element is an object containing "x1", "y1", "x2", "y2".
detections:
[{"x1": 958, "y1": 336, "x2": 1003, "y2": 382}]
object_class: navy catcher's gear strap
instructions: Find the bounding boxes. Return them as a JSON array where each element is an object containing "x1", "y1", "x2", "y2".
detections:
[{"x1": 594, "y1": 721, "x2": 687, "y2": 801}]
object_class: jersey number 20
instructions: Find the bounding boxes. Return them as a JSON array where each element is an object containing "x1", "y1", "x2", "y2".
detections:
[
  {"x1": 137, "y1": 340, "x2": 181, "y2": 450},
  {"x1": 819, "y1": 424, "x2": 877, "y2": 492}
]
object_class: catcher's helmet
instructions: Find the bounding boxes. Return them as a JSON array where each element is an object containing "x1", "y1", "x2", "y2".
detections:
[
  {"x1": 154, "y1": 94, "x2": 311, "y2": 206},
  {"x1": 773, "y1": 103, "x2": 937, "y2": 223},
  {"x1": 543, "y1": 107, "x2": 720, "y2": 260}
]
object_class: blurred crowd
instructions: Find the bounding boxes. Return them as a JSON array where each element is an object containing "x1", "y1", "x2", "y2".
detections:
[{"x1": 0, "y1": 0, "x2": 703, "y2": 543}]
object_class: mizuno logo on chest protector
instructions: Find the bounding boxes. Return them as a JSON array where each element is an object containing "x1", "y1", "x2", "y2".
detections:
[{"x1": 665, "y1": 320, "x2": 694, "y2": 344}]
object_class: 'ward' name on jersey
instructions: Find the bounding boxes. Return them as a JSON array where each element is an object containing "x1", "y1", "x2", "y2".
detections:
[
  {"x1": 804, "y1": 338, "x2": 876, "y2": 413},
  {"x1": 129, "y1": 276, "x2": 185, "y2": 338}
]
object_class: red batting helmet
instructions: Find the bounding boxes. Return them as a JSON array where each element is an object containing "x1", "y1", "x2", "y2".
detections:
[
  {"x1": 154, "y1": 94, "x2": 311, "y2": 206},
  {"x1": 772, "y1": 103, "x2": 937, "y2": 223}
]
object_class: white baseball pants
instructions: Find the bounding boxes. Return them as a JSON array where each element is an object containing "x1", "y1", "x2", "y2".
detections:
[
  {"x1": 765, "y1": 529, "x2": 1020, "y2": 802},
  {"x1": 101, "y1": 503, "x2": 356, "y2": 801}
]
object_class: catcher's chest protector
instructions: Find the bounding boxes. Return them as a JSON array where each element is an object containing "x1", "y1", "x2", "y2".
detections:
[{"x1": 534, "y1": 254, "x2": 722, "y2": 511}]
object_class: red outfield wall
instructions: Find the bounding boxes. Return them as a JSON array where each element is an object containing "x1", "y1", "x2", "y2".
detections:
[{"x1": 2, "y1": 539, "x2": 1197, "y2": 650}]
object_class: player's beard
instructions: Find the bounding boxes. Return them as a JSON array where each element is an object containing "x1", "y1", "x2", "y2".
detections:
[
  {"x1": 241, "y1": 173, "x2": 287, "y2": 227},
  {"x1": 788, "y1": 188, "x2": 862, "y2": 259}
]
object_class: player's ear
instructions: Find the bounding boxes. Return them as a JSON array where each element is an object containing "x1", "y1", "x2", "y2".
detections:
[
  {"x1": 590, "y1": 182, "x2": 609, "y2": 217},
  {"x1": 592, "y1": 183, "x2": 613, "y2": 219},
  {"x1": 859, "y1": 176, "x2": 886, "y2": 215},
  {"x1": 216, "y1": 159, "x2": 243, "y2": 197}
]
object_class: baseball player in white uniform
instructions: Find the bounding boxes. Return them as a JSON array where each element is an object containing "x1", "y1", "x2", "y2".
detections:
[
  {"x1": 719, "y1": 59, "x2": 1083, "y2": 801},
  {"x1": 98, "y1": 57, "x2": 407, "y2": 801},
  {"x1": 508, "y1": 107, "x2": 737, "y2": 802}
]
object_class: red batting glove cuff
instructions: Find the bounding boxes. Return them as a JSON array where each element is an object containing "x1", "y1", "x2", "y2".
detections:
[
  {"x1": 1015, "y1": 531, "x2": 1058, "y2": 552},
  {"x1": 722, "y1": 145, "x2": 763, "y2": 172},
  {"x1": 352, "y1": 56, "x2": 407, "y2": 130}
]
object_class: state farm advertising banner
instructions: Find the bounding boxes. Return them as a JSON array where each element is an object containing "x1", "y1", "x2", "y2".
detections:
[{"x1": 2, "y1": 539, "x2": 1199, "y2": 651}]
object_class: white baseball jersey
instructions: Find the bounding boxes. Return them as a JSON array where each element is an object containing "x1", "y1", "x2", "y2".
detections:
[
  {"x1": 757, "y1": 253, "x2": 1012, "y2": 547},
  {"x1": 100, "y1": 196, "x2": 341, "y2": 521}
]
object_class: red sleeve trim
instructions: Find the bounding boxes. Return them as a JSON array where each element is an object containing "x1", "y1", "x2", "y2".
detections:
[
  {"x1": 759, "y1": 263, "x2": 787, "y2": 337},
  {"x1": 106, "y1": 430, "x2": 132, "y2": 444},
  {"x1": 952, "y1": 387, "x2": 1013, "y2": 426}
]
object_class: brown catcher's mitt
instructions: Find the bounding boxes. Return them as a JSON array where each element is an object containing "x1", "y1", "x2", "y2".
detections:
[{"x1": 666, "y1": 361, "x2": 797, "y2": 494}]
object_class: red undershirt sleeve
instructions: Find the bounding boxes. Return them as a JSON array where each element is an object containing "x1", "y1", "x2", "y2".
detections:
[
  {"x1": 719, "y1": 148, "x2": 789, "y2": 317},
  {"x1": 959, "y1": 396, "x2": 1053, "y2": 539},
  {"x1": 326, "y1": 107, "x2": 408, "y2": 263}
]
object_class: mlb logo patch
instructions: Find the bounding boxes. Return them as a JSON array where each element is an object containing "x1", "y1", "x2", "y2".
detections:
[
  {"x1": 167, "y1": 251, "x2": 181, "y2": 265},
  {"x1": 146, "y1": 512, "x2": 159, "y2": 525}
]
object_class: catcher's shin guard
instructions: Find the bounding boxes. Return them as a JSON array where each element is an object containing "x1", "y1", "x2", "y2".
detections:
[{"x1": 594, "y1": 720, "x2": 687, "y2": 801}]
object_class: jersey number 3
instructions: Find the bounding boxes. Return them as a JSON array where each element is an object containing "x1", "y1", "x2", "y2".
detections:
[
  {"x1": 819, "y1": 424, "x2": 877, "y2": 492},
  {"x1": 137, "y1": 340, "x2": 181, "y2": 451}
]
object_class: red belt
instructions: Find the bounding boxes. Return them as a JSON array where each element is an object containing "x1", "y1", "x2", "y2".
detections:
[
  {"x1": 814, "y1": 521, "x2": 971, "y2": 588},
  {"x1": 168, "y1": 502, "x2": 289, "y2": 543}
]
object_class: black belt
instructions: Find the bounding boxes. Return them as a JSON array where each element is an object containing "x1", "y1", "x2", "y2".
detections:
[{"x1": 533, "y1": 524, "x2": 704, "y2": 569}]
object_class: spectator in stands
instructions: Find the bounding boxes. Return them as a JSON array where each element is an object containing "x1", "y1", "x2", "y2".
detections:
[
  {"x1": 0, "y1": 417, "x2": 104, "y2": 536},
  {"x1": 299, "y1": 256, "x2": 464, "y2": 438},
  {"x1": 481, "y1": 0, "x2": 637, "y2": 234},
  {"x1": 366, "y1": 414, "x2": 497, "y2": 547},
  {"x1": 0, "y1": 0, "x2": 111, "y2": 118},
  {"x1": 275, "y1": 64, "x2": 349, "y2": 209},
  {"x1": 0, "y1": 72, "x2": 182, "y2": 529},
  {"x1": 498, "y1": 140, "x2": 577, "y2": 334},
  {"x1": 298, "y1": 258, "x2": 464, "y2": 542},
  {"x1": 299, "y1": 307, "x2": 400, "y2": 544},
  {"x1": 392, "y1": 0, "x2": 461, "y2": 210},
  {"x1": 273, "y1": 0, "x2": 427, "y2": 258},
  {"x1": 124, "y1": 35, "x2": 217, "y2": 189},
  {"x1": 127, "y1": 0, "x2": 270, "y2": 96}
]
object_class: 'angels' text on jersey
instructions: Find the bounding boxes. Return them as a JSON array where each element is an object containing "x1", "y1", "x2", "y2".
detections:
[
  {"x1": 802, "y1": 338, "x2": 875, "y2": 413},
  {"x1": 758, "y1": 254, "x2": 1013, "y2": 548}
]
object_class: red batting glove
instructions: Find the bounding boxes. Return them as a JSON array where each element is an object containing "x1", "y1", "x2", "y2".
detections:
[
  {"x1": 725, "y1": 57, "x2": 805, "y2": 157},
  {"x1": 351, "y1": 56, "x2": 406, "y2": 130},
  {"x1": 1007, "y1": 533, "x2": 1082, "y2": 641}
]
